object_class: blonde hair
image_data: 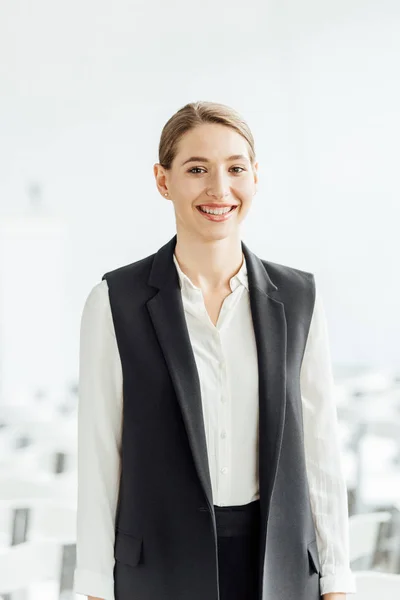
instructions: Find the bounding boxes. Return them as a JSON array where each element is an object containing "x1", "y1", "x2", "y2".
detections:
[{"x1": 158, "y1": 101, "x2": 256, "y2": 170}]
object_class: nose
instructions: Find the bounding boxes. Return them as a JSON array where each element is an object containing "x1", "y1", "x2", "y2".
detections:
[{"x1": 206, "y1": 171, "x2": 230, "y2": 199}]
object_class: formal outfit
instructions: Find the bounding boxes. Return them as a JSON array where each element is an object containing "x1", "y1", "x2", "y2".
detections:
[{"x1": 73, "y1": 235, "x2": 356, "y2": 600}]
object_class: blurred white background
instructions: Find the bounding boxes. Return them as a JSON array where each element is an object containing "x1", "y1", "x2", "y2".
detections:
[{"x1": 1, "y1": 1, "x2": 400, "y2": 598}]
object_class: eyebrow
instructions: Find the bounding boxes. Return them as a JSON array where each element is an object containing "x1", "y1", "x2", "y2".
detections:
[{"x1": 180, "y1": 154, "x2": 249, "y2": 166}]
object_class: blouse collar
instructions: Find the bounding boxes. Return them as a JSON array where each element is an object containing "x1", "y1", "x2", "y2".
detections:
[{"x1": 172, "y1": 252, "x2": 249, "y2": 293}]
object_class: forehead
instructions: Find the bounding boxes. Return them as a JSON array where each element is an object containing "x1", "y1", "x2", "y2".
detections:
[{"x1": 176, "y1": 123, "x2": 250, "y2": 160}]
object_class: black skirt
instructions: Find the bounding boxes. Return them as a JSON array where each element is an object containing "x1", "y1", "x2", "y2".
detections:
[{"x1": 214, "y1": 499, "x2": 261, "y2": 600}]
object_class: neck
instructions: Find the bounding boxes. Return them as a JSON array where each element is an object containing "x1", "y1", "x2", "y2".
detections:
[{"x1": 173, "y1": 232, "x2": 244, "y2": 292}]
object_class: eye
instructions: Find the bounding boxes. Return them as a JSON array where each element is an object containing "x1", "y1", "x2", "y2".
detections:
[
  {"x1": 187, "y1": 166, "x2": 246, "y2": 174},
  {"x1": 187, "y1": 167, "x2": 206, "y2": 174}
]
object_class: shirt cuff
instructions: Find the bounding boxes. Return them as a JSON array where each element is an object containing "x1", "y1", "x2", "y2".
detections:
[
  {"x1": 320, "y1": 566, "x2": 357, "y2": 595},
  {"x1": 74, "y1": 567, "x2": 115, "y2": 600}
]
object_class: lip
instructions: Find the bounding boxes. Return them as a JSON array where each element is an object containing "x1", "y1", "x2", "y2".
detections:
[
  {"x1": 197, "y1": 204, "x2": 238, "y2": 208},
  {"x1": 196, "y1": 204, "x2": 238, "y2": 222}
]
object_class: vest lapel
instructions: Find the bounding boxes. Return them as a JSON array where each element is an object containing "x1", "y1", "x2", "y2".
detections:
[
  {"x1": 146, "y1": 237, "x2": 213, "y2": 508},
  {"x1": 146, "y1": 235, "x2": 287, "y2": 545},
  {"x1": 242, "y1": 241, "x2": 287, "y2": 580}
]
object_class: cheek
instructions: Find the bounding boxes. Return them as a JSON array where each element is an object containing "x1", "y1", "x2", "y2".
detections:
[
  {"x1": 173, "y1": 196, "x2": 197, "y2": 216},
  {"x1": 235, "y1": 189, "x2": 253, "y2": 205},
  {"x1": 234, "y1": 179, "x2": 254, "y2": 195},
  {"x1": 238, "y1": 197, "x2": 254, "y2": 217}
]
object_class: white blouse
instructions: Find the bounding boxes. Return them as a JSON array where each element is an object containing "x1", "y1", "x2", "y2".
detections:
[{"x1": 73, "y1": 253, "x2": 356, "y2": 599}]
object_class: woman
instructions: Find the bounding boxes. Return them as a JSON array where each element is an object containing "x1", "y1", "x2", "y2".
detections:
[{"x1": 73, "y1": 101, "x2": 356, "y2": 600}]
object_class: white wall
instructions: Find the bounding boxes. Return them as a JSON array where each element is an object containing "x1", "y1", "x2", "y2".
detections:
[
  {"x1": 0, "y1": 0, "x2": 399, "y2": 389},
  {"x1": 0, "y1": 215, "x2": 68, "y2": 402}
]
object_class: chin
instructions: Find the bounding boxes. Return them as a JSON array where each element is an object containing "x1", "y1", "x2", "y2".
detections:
[{"x1": 198, "y1": 229, "x2": 239, "y2": 243}]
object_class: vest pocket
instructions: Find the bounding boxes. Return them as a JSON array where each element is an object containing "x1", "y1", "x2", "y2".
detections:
[
  {"x1": 307, "y1": 539, "x2": 320, "y2": 575},
  {"x1": 114, "y1": 530, "x2": 143, "y2": 566}
]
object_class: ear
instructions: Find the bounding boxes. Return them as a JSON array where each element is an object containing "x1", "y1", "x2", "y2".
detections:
[
  {"x1": 253, "y1": 161, "x2": 259, "y2": 186},
  {"x1": 154, "y1": 163, "x2": 169, "y2": 198}
]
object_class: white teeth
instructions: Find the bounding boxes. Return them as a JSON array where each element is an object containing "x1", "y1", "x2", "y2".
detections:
[{"x1": 199, "y1": 206, "x2": 232, "y2": 215}]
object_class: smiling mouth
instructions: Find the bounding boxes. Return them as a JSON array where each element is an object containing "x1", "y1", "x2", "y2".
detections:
[{"x1": 196, "y1": 206, "x2": 238, "y2": 214}]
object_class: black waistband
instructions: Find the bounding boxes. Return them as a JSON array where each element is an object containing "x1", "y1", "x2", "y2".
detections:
[{"x1": 213, "y1": 499, "x2": 260, "y2": 537}]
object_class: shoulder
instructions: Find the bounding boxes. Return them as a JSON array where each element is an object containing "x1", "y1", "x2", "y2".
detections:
[
  {"x1": 254, "y1": 257, "x2": 317, "y2": 323},
  {"x1": 101, "y1": 253, "x2": 155, "y2": 285},
  {"x1": 260, "y1": 257, "x2": 315, "y2": 294},
  {"x1": 82, "y1": 278, "x2": 109, "y2": 309},
  {"x1": 80, "y1": 279, "x2": 116, "y2": 336}
]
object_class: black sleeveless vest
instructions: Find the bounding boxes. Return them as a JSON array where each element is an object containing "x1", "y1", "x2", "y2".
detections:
[{"x1": 102, "y1": 234, "x2": 321, "y2": 600}]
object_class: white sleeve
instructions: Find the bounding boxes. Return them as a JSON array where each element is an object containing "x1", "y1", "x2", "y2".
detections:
[
  {"x1": 73, "y1": 279, "x2": 123, "y2": 600},
  {"x1": 300, "y1": 284, "x2": 357, "y2": 595}
]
